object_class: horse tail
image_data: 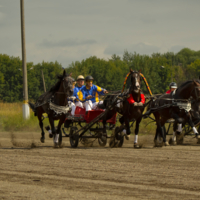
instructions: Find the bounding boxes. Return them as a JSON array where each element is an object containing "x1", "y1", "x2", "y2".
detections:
[{"x1": 28, "y1": 102, "x2": 36, "y2": 116}]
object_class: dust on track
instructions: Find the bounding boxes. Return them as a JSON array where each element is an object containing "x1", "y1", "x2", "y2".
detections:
[{"x1": 1, "y1": 131, "x2": 200, "y2": 200}]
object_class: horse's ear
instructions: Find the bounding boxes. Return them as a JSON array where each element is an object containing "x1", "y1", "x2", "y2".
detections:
[
  {"x1": 63, "y1": 69, "x2": 66, "y2": 77},
  {"x1": 138, "y1": 69, "x2": 141, "y2": 73},
  {"x1": 130, "y1": 69, "x2": 133, "y2": 73}
]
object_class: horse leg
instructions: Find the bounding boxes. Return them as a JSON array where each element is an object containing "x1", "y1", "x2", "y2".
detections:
[
  {"x1": 54, "y1": 116, "x2": 65, "y2": 147},
  {"x1": 169, "y1": 121, "x2": 177, "y2": 145},
  {"x1": 186, "y1": 112, "x2": 200, "y2": 143},
  {"x1": 154, "y1": 114, "x2": 161, "y2": 146},
  {"x1": 124, "y1": 118, "x2": 131, "y2": 140},
  {"x1": 160, "y1": 120, "x2": 169, "y2": 146},
  {"x1": 48, "y1": 115, "x2": 56, "y2": 142},
  {"x1": 119, "y1": 116, "x2": 127, "y2": 136},
  {"x1": 37, "y1": 112, "x2": 45, "y2": 143},
  {"x1": 134, "y1": 117, "x2": 142, "y2": 148},
  {"x1": 154, "y1": 117, "x2": 165, "y2": 147}
]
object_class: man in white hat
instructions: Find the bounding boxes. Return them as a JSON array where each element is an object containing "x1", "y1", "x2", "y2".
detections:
[{"x1": 69, "y1": 75, "x2": 85, "y2": 115}]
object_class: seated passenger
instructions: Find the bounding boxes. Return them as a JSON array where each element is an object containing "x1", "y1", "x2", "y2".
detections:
[
  {"x1": 68, "y1": 75, "x2": 85, "y2": 115},
  {"x1": 77, "y1": 75, "x2": 108, "y2": 112}
]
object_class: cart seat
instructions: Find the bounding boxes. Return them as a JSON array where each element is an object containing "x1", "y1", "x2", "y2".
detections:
[{"x1": 66, "y1": 106, "x2": 116, "y2": 124}]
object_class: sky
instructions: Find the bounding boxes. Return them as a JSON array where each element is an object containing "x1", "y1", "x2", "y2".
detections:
[{"x1": 0, "y1": 0, "x2": 200, "y2": 67}]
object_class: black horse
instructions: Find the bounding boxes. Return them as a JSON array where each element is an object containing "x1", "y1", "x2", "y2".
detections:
[
  {"x1": 169, "y1": 94, "x2": 200, "y2": 145},
  {"x1": 100, "y1": 69, "x2": 145, "y2": 148},
  {"x1": 29, "y1": 70, "x2": 73, "y2": 146},
  {"x1": 146, "y1": 80, "x2": 200, "y2": 146}
]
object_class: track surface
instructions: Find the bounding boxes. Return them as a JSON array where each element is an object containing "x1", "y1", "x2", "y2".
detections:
[{"x1": 1, "y1": 131, "x2": 200, "y2": 199}]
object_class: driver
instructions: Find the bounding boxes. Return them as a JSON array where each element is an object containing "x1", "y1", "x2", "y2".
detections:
[
  {"x1": 166, "y1": 82, "x2": 177, "y2": 94},
  {"x1": 69, "y1": 75, "x2": 85, "y2": 116},
  {"x1": 77, "y1": 75, "x2": 108, "y2": 112}
]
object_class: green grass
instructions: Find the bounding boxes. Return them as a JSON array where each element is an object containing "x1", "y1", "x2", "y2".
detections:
[
  {"x1": 0, "y1": 102, "x2": 171, "y2": 135},
  {"x1": 0, "y1": 102, "x2": 49, "y2": 132}
]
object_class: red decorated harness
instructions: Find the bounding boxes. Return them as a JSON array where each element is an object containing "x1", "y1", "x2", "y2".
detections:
[{"x1": 127, "y1": 93, "x2": 145, "y2": 104}]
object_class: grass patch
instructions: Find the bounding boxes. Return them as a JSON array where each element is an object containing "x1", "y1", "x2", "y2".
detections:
[
  {"x1": 0, "y1": 102, "x2": 50, "y2": 132},
  {"x1": 0, "y1": 102, "x2": 174, "y2": 134}
]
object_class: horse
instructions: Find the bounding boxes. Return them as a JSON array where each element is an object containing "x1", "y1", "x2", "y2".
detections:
[
  {"x1": 29, "y1": 70, "x2": 73, "y2": 146},
  {"x1": 100, "y1": 69, "x2": 145, "y2": 148},
  {"x1": 169, "y1": 94, "x2": 200, "y2": 145},
  {"x1": 146, "y1": 80, "x2": 200, "y2": 146}
]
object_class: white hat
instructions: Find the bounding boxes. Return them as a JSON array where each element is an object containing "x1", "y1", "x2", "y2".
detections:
[{"x1": 77, "y1": 75, "x2": 85, "y2": 80}]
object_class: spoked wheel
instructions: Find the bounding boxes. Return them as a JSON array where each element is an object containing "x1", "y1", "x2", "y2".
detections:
[
  {"x1": 109, "y1": 126, "x2": 124, "y2": 148},
  {"x1": 69, "y1": 127, "x2": 79, "y2": 148},
  {"x1": 98, "y1": 133, "x2": 107, "y2": 147}
]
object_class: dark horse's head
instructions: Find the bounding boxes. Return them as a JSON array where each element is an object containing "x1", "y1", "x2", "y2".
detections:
[
  {"x1": 50, "y1": 70, "x2": 74, "y2": 97},
  {"x1": 176, "y1": 80, "x2": 200, "y2": 101},
  {"x1": 130, "y1": 69, "x2": 142, "y2": 94},
  {"x1": 61, "y1": 70, "x2": 74, "y2": 96}
]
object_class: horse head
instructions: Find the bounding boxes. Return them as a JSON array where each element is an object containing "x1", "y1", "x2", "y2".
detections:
[
  {"x1": 61, "y1": 70, "x2": 74, "y2": 97},
  {"x1": 191, "y1": 81, "x2": 200, "y2": 101},
  {"x1": 130, "y1": 69, "x2": 142, "y2": 94}
]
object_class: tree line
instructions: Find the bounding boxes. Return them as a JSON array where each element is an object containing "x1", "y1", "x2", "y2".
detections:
[{"x1": 0, "y1": 48, "x2": 200, "y2": 102}]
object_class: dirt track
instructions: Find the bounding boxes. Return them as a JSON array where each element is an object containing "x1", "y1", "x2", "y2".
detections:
[{"x1": 1, "y1": 131, "x2": 200, "y2": 199}]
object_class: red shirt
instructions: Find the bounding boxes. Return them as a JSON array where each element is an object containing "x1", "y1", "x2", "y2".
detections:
[
  {"x1": 166, "y1": 90, "x2": 171, "y2": 94},
  {"x1": 127, "y1": 93, "x2": 145, "y2": 104}
]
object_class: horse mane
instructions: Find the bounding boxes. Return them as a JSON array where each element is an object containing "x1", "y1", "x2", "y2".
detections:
[
  {"x1": 176, "y1": 79, "x2": 200, "y2": 93},
  {"x1": 49, "y1": 73, "x2": 69, "y2": 93}
]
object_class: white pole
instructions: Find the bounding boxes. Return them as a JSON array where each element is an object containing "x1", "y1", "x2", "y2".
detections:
[{"x1": 20, "y1": 0, "x2": 30, "y2": 119}]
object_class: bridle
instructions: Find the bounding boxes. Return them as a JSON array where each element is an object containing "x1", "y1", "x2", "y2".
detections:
[
  {"x1": 130, "y1": 71, "x2": 141, "y2": 92},
  {"x1": 55, "y1": 76, "x2": 73, "y2": 105},
  {"x1": 190, "y1": 86, "x2": 200, "y2": 101}
]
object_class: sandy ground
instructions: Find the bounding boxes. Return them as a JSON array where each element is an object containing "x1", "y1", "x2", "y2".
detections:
[{"x1": 1, "y1": 131, "x2": 200, "y2": 200}]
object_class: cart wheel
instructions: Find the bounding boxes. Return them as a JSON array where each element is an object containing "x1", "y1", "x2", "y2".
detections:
[
  {"x1": 109, "y1": 132, "x2": 117, "y2": 148},
  {"x1": 109, "y1": 126, "x2": 124, "y2": 148},
  {"x1": 98, "y1": 134, "x2": 107, "y2": 147},
  {"x1": 117, "y1": 132, "x2": 124, "y2": 147},
  {"x1": 58, "y1": 129, "x2": 62, "y2": 147},
  {"x1": 69, "y1": 127, "x2": 79, "y2": 148}
]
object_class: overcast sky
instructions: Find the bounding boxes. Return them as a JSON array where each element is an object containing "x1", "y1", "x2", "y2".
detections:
[{"x1": 0, "y1": 0, "x2": 200, "y2": 67}]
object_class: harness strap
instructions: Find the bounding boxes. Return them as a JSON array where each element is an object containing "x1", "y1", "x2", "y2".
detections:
[{"x1": 139, "y1": 73, "x2": 152, "y2": 96}]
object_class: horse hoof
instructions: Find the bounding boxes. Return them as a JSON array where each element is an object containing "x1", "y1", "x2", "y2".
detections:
[
  {"x1": 134, "y1": 143, "x2": 140, "y2": 148},
  {"x1": 49, "y1": 133, "x2": 53, "y2": 138},
  {"x1": 54, "y1": 142, "x2": 59, "y2": 148},
  {"x1": 197, "y1": 138, "x2": 200, "y2": 144},
  {"x1": 169, "y1": 138, "x2": 176, "y2": 145},
  {"x1": 125, "y1": 134, "x2": 130, "y2": 140},
  {"x1": 176, "y1": 137, "x2": 184, "y2": 145},
  {"x1": 154, "y1": 140, "x2": 163, "y2": 147},
  {"x1": 164, "y1": 141, "x2": 170, "y2": 146},
  {"x1": 40, "y1": 137, "x2": 45, "y2": 143}
]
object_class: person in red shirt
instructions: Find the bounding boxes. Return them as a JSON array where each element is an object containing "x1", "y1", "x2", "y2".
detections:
[
  {"x1": 166, "y1": 82, "x2": 177, "y2": 94},
  {"x1": 127, "y1": 93, "x2": 145, "y2": 106}
]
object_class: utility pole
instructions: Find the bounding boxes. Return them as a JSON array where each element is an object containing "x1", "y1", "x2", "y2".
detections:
[
  {"x1": 41, "y1": 70, "x2": 46, "y2": 92},
  {"x1": 20, "y1": 0, "x2": 30, "y2": 119}
]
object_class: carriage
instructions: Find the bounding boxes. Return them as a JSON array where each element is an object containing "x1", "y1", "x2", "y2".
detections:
[
  {"x1": 60, "y1": 106, "x2": 118, "y2": 148},
  {"x1": 30, "y1": 69, "x2": 200, "y2": 148}
]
